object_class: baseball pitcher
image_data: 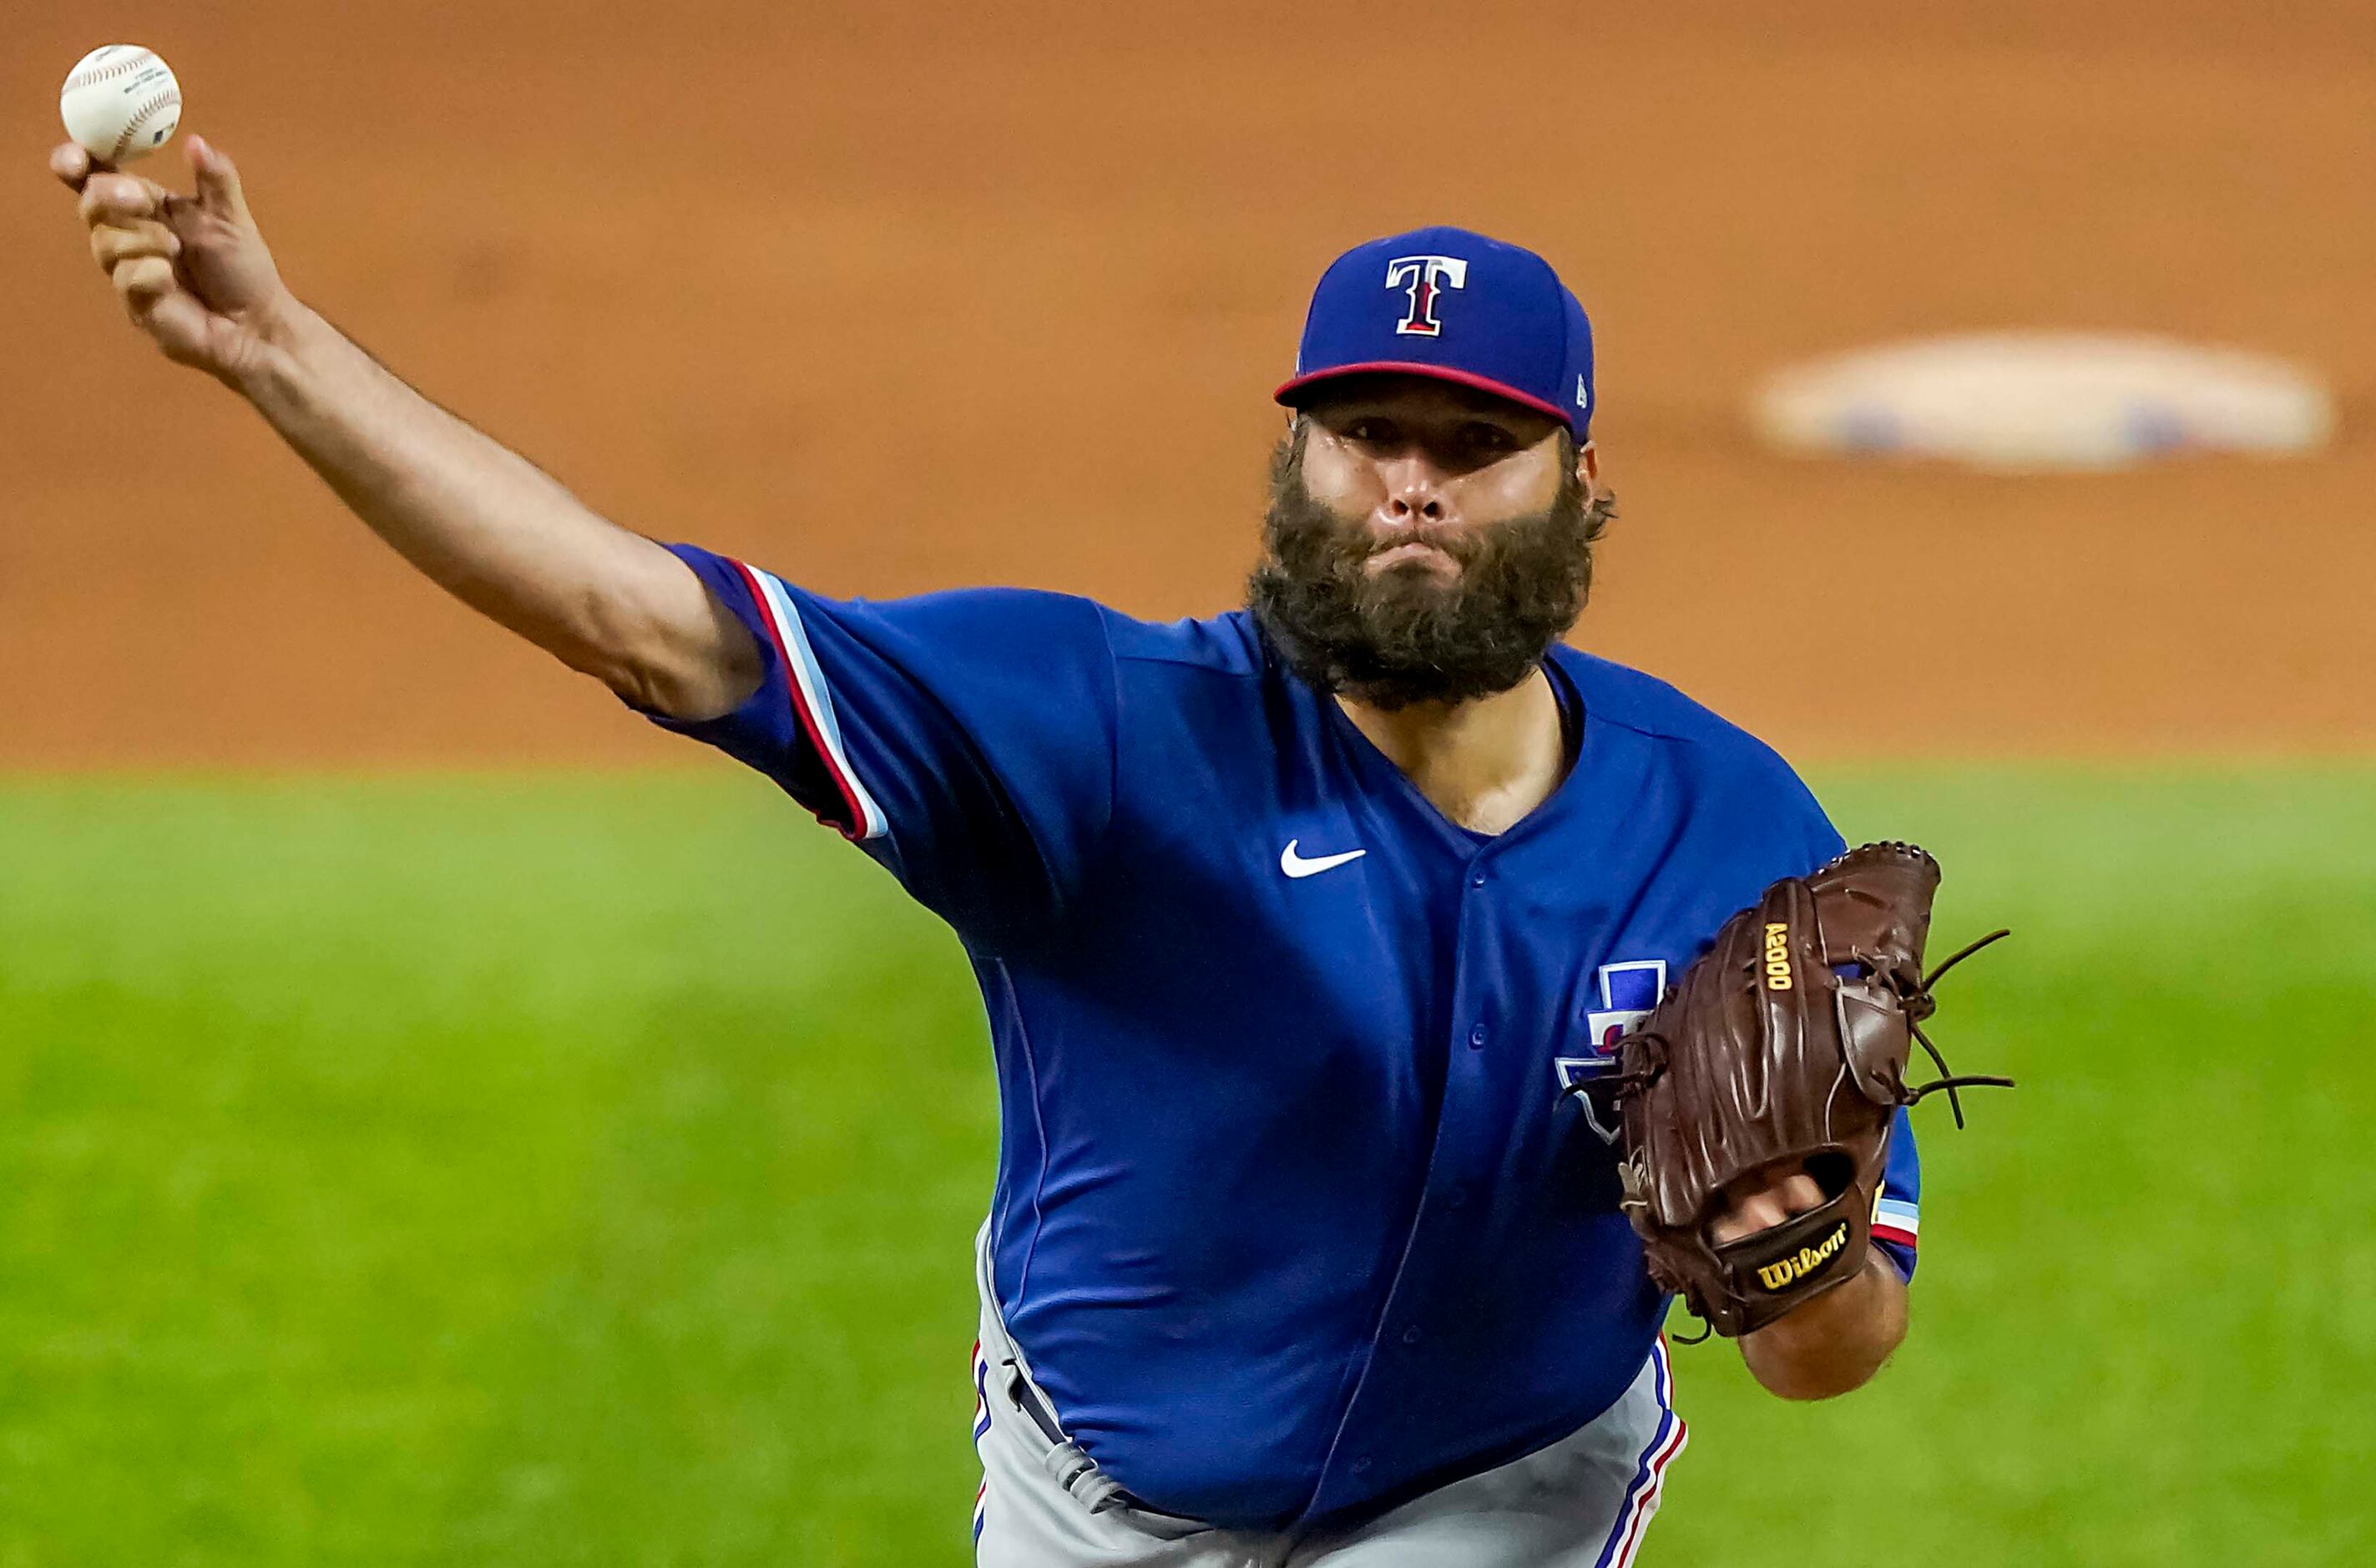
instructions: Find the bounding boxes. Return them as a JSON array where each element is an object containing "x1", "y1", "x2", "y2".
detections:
[{"x1": 55, "y1": 136, "x2": 1983, "y2": 1565}]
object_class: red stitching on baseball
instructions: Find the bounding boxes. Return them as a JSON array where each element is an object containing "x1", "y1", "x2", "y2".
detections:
[
  {"x1": 64, "y1": 49, "x2": 159, "y2": 94},
  {"x1": 109, "y1": 90, "x2": 179, "y2": 162}
]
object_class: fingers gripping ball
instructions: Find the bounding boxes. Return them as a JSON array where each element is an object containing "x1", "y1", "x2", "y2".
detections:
[{"x1": 61, "y1": 46, "x2": 183, "y2": 165}]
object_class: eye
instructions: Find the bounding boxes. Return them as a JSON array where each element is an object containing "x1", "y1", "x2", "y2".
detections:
[
  {"x1": 1464, "y1": 422, "x2": 1520, "y2": 453},
  {"x1": 1344, "y1": 418, "x2": 1396, "y2": 444}
]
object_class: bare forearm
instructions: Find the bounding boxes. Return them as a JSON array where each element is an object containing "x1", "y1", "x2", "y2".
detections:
[
  {"x1": 1738, "y1": 1253, "x2": 1908, "y2": 1400},
  {"x1": 234, "y1": 301, "x2": 756, "y2": 717}
]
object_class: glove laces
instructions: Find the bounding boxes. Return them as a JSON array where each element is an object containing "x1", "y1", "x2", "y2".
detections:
[{"x1": 1903, "y1": 928, "x2": 2016, "y2": 1128}]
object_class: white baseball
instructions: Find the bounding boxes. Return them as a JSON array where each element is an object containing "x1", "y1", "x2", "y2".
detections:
[{"x1": 60, "y1": 46, "x2": 184, "y2": 165}]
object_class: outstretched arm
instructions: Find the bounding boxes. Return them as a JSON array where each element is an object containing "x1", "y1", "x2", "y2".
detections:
[
  {"x1": 52, "y1": 137, "x2": 758, "y2": 722},
  {"x1": 1713, "y1": 1170, "x2": 1910, "y2": 1400}
]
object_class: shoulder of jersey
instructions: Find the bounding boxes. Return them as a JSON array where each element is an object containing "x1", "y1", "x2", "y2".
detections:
[
  {"x1": 872, "y1": 592, "x2": 1261, "y2": 677},
  {"x1": 1552, "y1": 646, "x2": 1807, "y2": 778},
  {"x1": 1099, "y1": 607, "x2": 1269, "y2": 677},
  {"x1": 860, "y1": 584, "x2": 1110, "y2": 639}
]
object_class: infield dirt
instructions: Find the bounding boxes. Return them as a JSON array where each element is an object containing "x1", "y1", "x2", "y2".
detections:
[{"x1": 5, "y1": 2, "x2": 2371, "y2": 766}]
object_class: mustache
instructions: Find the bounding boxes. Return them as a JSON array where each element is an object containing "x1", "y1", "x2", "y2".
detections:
[
  {"x1": 1359, "y1": 520, "x2": 1479, "y2": 564},
  {"x1": 1276, "y1": 488, "x2": 1558, "y2": 592}
]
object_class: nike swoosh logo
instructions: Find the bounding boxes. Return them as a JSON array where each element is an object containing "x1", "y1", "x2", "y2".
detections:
[{"x1": 1280, "y1": 839, "x2": 1368, "y2": 879}]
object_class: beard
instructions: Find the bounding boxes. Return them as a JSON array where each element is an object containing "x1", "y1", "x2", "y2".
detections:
[{"x1": 1246, "y1": 426, "x2": 1608, "y2": 711}]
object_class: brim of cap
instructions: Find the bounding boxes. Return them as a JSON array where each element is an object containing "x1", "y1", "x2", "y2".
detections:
[{"x1": 1273, "y1": 362, "x2": 1576, "y2": 428}]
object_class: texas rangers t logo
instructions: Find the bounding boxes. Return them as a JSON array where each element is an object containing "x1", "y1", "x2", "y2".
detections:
[
  {"x1": 1555, "y1": 959, "x2": 1668, "y2": 1144},
  {"x1": 1384, "y1": 255, "x2": 1469, "y2": 336}
]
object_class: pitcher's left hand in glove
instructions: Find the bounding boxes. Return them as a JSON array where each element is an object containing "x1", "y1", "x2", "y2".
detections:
[{"x1": 1588, "y1": 842, "x2": 2013, "y2": 1338}]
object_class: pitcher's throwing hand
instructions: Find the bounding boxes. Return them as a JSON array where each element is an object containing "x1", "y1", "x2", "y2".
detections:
[{"x1": 53, "y1": 137, "x2": 291, "y2": 382}]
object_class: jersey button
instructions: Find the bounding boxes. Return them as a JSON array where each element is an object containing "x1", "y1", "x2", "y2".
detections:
[
  {"x1": 1401, "y1": 1326, "x2": 1423, "y2": 1346},
  {"x1": 1468, "y1": 1023, "x2": 1489, "y2": 1049},
  {"x1": 1443, "y1": 1186, "x2": 1469, "y2": 1210},
  {"x1": 1469, "y1": 870, "x2": 1488, "y2": 888}
]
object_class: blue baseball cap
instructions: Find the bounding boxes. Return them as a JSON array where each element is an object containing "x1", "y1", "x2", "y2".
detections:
[{"x1": 1275, "y1": 225, "x2": 1596, "y2": 437}]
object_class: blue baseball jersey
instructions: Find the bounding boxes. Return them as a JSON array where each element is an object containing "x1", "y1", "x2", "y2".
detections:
[{"x1": 637, "y1": 544, "x2": 1923, "y2": 1530}]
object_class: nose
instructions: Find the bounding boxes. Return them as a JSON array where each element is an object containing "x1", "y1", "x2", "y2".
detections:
[{"x1": 1378, "y1": 452, "x2": 1448, "y2": 525}]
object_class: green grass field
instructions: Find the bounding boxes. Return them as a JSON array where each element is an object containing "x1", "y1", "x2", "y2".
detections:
[{"x1": 3, "y1": 767, "x2": 2370, "y2": 1566}]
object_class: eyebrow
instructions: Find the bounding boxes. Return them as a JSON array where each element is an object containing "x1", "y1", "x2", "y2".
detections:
[{"x1": 1333, "y1": 393, "x2": 1536, "y2": 422}]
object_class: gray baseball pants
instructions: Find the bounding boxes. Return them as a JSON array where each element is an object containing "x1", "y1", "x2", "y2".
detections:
[{"x1": 969, "y1": 1229, "x2": 1686, "y2": 1567}]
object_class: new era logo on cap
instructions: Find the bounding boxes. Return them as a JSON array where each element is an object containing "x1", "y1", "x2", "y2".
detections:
[{"x1": 1277, "y1": 225, "x2": 1597, "y2": 436}]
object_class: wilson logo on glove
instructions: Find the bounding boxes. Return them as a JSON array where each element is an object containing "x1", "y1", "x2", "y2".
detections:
[{"x1": 1752, "y1": 1220, "x2": 1851, "y2": 1292}]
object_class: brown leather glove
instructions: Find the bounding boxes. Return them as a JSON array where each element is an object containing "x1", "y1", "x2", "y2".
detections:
[{"x1": 1589, "y1": 842, "x2": 2011, "y2": 1338}]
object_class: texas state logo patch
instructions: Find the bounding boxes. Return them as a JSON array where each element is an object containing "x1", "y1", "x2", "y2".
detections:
[{"x1": 1555, "y1": 959, "x2": 1666, "y2": 1144}]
